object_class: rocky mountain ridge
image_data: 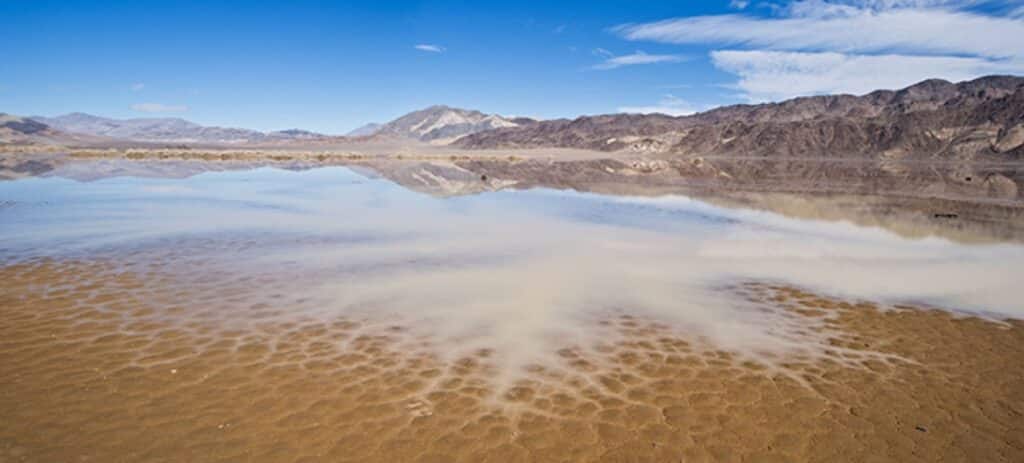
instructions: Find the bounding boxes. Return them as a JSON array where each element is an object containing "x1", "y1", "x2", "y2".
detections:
[{"x1": 454, "y1": 75, "x2": 1024, "y2": 160}]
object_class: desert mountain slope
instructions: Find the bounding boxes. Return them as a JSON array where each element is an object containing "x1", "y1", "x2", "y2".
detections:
[
  {"x1": 455, "y1": 75, "x2": 1024, "y2": 160},
  {"x1": 372, "y1": 105, "x2": 528, "y2": 142}
]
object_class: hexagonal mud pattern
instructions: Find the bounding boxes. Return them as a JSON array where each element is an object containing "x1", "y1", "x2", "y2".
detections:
[{"x1": 1, "y1": 259, "x2": 1022, "y2": 462}]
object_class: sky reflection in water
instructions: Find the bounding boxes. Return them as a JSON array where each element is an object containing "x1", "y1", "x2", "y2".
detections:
[{"x1": 2, "y1": 166, "x2": 1022, "y2": 375}]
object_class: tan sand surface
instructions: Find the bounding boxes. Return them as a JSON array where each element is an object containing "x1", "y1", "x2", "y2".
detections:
[{"x1": 1, "y1": 258, "x2": 1022, "y2": 462}]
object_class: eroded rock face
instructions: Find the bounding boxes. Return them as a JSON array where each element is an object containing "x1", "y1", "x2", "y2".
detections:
[
  {"x1": 995, "y1": 124, "x2": 1024, "y2": 153},
  {"x1": 985, "y1": 173, "x2": 1020, "y2": 199}
]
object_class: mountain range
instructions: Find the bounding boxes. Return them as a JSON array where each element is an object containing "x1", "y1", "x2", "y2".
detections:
[
  {"x1": 456, "y1": 75, "x2": 1024, "y2": 161},
  {"x1": 4, "y1": 75, "x2": 1024, "y2": 160},
  {"x1": 16, "y1": 105, "x2": 527, "y2": 146},
  {"x1": 28, "y1": 113, "x2": 326, "y2": 145}
]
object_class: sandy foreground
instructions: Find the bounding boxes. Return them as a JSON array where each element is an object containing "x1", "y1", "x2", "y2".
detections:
[{"x1": 1, "y1": 257, "x2": 1022, "y2": 463}]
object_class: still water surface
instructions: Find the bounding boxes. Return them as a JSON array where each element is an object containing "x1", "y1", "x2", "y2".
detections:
[{"x1": 2, "y1": 165, "x2": 1021, "y2": 367}]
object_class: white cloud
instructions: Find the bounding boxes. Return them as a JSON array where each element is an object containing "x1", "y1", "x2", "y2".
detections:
[
  {"x1": 619, "y1": 94, "x2": 700, "y2": 116},
  {"x1": 612, "y1": 0, "x2": 1024, "y2": 101},
  {"x1": 615, "y1": 7, "x2": 1024, "y2": 59},
  {"x1": 784, "y1": 0, "x2": 984, "y2": 16},
  {"x1": 131, "y1": 83, "x2": 145, "y2": 91},
  {"x1": 593, "y1": 51, "x2": 685, "y2": 70},
  {"x1": 712, "y1": 50, "x2": 1024, "y2": 101},
  {"x1": 729, "y1": 0, "x2": 750, "y2": 9},
  {"x1": 414, "y1": 44, "x2": 444, "y2": 53},
  {"x1": 131, "y1": 103, "x2": 189, "y2": 113}
]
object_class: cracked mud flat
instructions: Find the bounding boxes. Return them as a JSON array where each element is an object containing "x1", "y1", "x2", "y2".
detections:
[
  {"x1": 1, "y1": 259, "x2": 1021, "y2": 462},
  {"x1": 1, "y1": 165, "x2": 1022, "y2": 462}
]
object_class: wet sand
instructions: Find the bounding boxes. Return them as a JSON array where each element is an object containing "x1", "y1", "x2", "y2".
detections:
[
  {"x1": 2, "y1": 258, "x2": 1022, "y2": 462},
  {"x1": 2, "y1": 163, "x2": 1023, "y2": 462}
]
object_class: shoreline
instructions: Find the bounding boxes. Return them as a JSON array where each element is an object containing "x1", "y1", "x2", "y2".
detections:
[{"x1": 5, "y1": 149, "x2": 1024, "y2": 243}]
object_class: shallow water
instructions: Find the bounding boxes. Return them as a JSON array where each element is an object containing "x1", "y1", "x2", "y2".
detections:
[{"x1": 2, "y1": 164, "x2": 1023, "y2": 462}]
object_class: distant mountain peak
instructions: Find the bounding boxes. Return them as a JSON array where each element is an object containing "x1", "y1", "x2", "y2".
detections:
[
  {"x1": 371, "y1": 105, "x2": 528, "y2": 142},
  {"x1": 346, "y1": 122, "x2": 383, "y2": 137}
]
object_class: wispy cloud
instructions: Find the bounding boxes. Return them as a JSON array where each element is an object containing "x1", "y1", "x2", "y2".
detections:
[
  {"x1": 414, "y1": 44, "x2": 445, "y2": 53},
  {"x1": 615, "y1": 8, "x2": 1024, "y2": 59},
  {"x1": 619, "y1": 94, "x2": 700, "y2": 116},
  {"x1": 712, "y1": 50, "x2": 1022, "y2": 101},
  {"x1": 131, "y1": 83, "x2": 145, "y2": 91},
  {"x1": 593, "y1": 51, "x2": 686, "y2": 70},
  {"x1": 131, "y1": 103, "x2": 188, "y2": 113},
  {"x1": 612, "y1": 1, "x2": 1024, "y2": 100}
]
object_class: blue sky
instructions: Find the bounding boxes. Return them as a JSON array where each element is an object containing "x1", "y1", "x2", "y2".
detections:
[{"x1": 2, "y1": 0, "x2": 1022, "y2": 133}]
